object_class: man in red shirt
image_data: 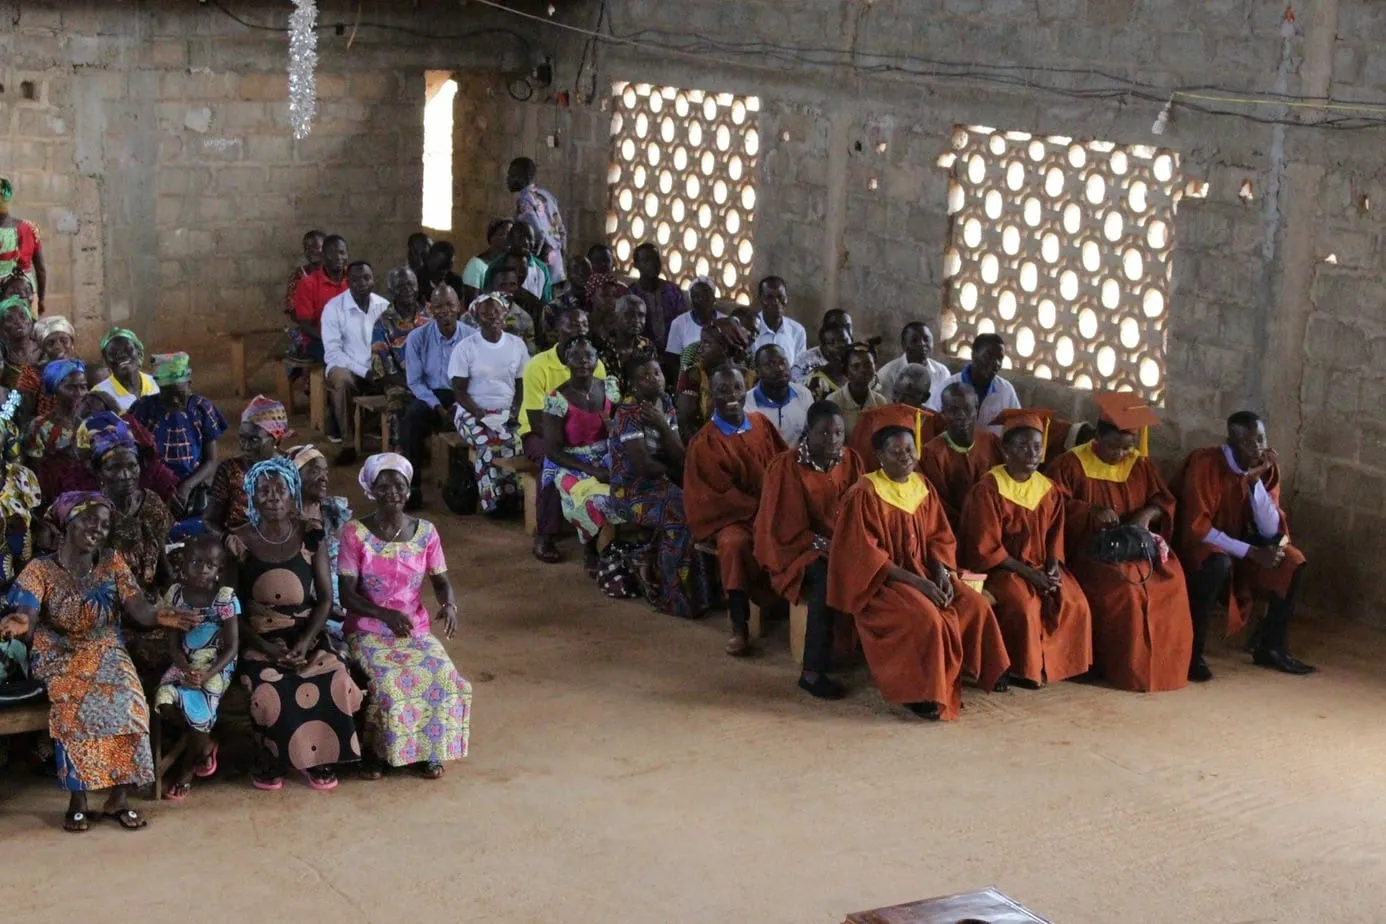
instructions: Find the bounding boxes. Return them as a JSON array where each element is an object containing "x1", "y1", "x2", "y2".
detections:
[{"x1": 291, "y1": 234, "x2": 349, "y2": 362}]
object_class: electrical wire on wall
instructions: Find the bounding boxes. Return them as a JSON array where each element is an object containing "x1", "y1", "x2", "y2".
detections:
[{"x1": 468, "y1": 0, "x2": 1386, "y2": 131}]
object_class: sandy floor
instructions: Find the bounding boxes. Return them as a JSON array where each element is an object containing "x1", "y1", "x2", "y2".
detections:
[{"x1": 3, "y1": 455, "x2": 1385, "y2": 923}]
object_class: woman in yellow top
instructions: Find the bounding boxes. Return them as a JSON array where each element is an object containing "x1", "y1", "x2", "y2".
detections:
[{"x1": 92, "y1": 328, "x2": 159, "y2": 412}]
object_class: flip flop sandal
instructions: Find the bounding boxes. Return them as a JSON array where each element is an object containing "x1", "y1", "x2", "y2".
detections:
[
  {"x1": 163, "y1": 781, "x2": 192, "y2": 802},
  {"x1": 252, "y1": 775, "x2": 284, "y2": 791},
  {"x1": 103, "y1": 808, "x2": 148, "y2": 831},
  {"x1": 193, "y1": 742, "x2": 219, "y2": 778},
  {"x1": 300, "y1": 769, "x2": 339, "y2": 791},
  {"x1": 63, "y1": 810, "x2": 90, "y2": 833}
]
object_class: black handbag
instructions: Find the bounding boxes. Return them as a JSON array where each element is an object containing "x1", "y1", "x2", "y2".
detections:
[
  {"x1": 1087, "y1": 524, "x2": 1159, "y2": 584},
  {"x1": 442, "y1": 449, "x2": 480, "y2": 516}
]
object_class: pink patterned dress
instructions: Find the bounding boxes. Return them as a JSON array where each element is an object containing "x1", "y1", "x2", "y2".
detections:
[{"x1": 339, "y1": 519, "x2": 470, "y2": 767}]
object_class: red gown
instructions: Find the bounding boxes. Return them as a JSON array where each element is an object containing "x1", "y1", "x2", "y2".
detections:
[
  {"x1": 1049, "y1": 444, "x2": 1192, "y2": 692},
  {"x1": 684, "y1": 414, "x2": 788, "y2": 593},
  {"x1": 828, "y1": 472, "x2": 1010, "y2": 719},
  {"x1": 754, "y1": 448, "x2": 863, "y2": 604},
  {"x1": 1172, "y1": 446, "x2": 1305, "y2": 636},
  {"x1": 959, "y1": 466, "x2": 1093, "y2": 685},
  {"x1": 918, "y1": 430, "x2": 1004, "y2": 530},
  {"x1": 847, "y1": 404, "x2": 942, "y2": 474}
]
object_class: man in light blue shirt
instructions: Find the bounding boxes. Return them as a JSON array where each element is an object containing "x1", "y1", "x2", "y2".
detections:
[{"x1": 401, "y1": 285, "x2": 475, "y2": 508}]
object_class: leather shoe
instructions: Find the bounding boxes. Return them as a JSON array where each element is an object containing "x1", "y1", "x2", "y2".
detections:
[
  {"x1": 904, "y1": 701, "x2": 941, "y2": 720},
  {"x1": 1253, "y1": 649, "x2": 1316, "y2": 675},
  {"x1": 1188, "y1": 657, "x2": 1214, "y2": 682},
  {"x1": 798, "y1": 674, "x2": 846, "y2": 700},
  {"x1": 724, "y1": 633, "x2": 750, "y2": 657}
]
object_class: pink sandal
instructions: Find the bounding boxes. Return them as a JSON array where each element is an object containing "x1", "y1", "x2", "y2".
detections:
[
  {"x1": 193, "y1": 742, "x2": 219, "y2": 779},
  {"x1": 300, "y1": 769, "x2": 338, "y2": 791},
  {"x1": 252, "y1": 776, "x2": 284, "y2": 791}
]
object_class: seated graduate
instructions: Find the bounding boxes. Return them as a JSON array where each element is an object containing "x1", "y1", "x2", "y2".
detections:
[
  {"x1": 828, "y1": 425, "x2": 1011, "y2": 719},
  {"x1": 753, "y1": 400, "x2": 864, "y2": 700},
  {"x1": 1173, "y1": 411, "x2": 1315, "y2": 679},
  {"x1": 1048, "y1": 393, "x2": 1192, "y2": 692},
  {"x1": 958, "y1": 409, "x2": 1093, "y2": 689},
  {"x1": 847, "y1": 362, "x2": 943, "y2": 473},
  {"x1": 918, "y1": 382, "x2": 1004, "y2": 531},
  {"x1": 684, "y1": 365, "x2": 788, "y2": 657}
]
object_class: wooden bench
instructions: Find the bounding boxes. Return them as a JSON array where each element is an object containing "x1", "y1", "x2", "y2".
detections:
[
  {"x1": 274, "y1": 358, "x2": 326, "y2": 433},
  {"x1": 0, "y1": 701, "x2": 49, "y2": 737},
  {"x1": 217, "y1": 326, "x2": 288, "y2": 398},
  {"x1": 495, "y1": 456, "x2": 539, "y2": 534},
  {"x1": 693, "y1": 540, "x2": 769, "y2": 639},
  {"x1": 352, "y1": 394, "x2": 391, "y2": 454}
]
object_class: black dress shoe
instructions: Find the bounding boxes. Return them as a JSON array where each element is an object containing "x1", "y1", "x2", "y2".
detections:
[
  {"x1": 904, "y1": 701, "x2": 941, "y2": 720},
  {"x1": 1009, "y1": 675, "x2": 1042, "y2": 690},
  {"x1": 992, "y1": 675, "x2": 1010, "y2": 693},
  {"x1": 798, "y1": 674, "x2": 846, "y2": 700},
  {"x1": 1188, "y1": 658, "x2": 1214, "y2": 683},
  {"x1": 1253, "y1": 649, "x2": 1317, "y2": 675}
]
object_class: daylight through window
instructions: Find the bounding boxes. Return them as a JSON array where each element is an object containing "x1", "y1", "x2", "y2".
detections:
[
  {"x1": 422, "y1": 74, "x2": 458, "y2": 231},
  {"x1": 940, "y1": 125, "x2": 1180, "y2": 402},
  {"x1": 606, "y1": 82, "x2": 760, "y2": 304}
]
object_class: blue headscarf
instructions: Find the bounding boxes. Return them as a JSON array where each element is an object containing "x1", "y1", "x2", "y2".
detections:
[
  {"x1": 242, "y1": 456, "x2": 302, "y2": 526},
  {"x1": 42, "y1": 359, "x2": 86, "y2": 396}
]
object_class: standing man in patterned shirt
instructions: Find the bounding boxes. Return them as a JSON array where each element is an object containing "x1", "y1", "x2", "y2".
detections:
[{"x1": 508, "y1": 157, "x2": 568, "y2": 286}]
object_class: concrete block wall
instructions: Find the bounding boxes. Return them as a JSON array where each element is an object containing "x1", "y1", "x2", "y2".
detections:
[
  {"x1": 462, "y1": 0, "x2": 1385, "y2": 623},
  {"x1": 0, "y1": 0, "x2": 528, "y2": 363}
]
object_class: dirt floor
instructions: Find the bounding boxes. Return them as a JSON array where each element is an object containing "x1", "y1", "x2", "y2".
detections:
[{"x1": 3, "y1": 402, "x2": 1385, "y2": 922}]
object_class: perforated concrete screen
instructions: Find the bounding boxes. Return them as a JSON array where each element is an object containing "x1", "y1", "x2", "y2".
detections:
[
  {"x1": 606, "y1": 81, "x2": 760, "y2": 305},
  {"x1": 940, "y1": 125, "x2": 1180, "y2": 402}
]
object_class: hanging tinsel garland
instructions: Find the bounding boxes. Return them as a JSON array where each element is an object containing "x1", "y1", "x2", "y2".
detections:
[{"x1": 288, "y1": 0, "x2": 319, "y2": 139}]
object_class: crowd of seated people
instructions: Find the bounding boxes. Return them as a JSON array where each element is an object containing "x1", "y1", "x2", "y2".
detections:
[{"x1": 0, "y1": 161, "x2": 1320, "y2": 835}]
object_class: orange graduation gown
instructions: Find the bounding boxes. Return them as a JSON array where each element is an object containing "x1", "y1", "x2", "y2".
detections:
[
  {"x1": 959, "y1": 467, "x2": 1093, "y2": 685},
  {"x1": 828, "y1": 472, "x2": 1010, "y2": 718},
  {"x1": 754, "y1": 448, "x2": 864, "y2": 604},
  {"x1": 1172, "y1": 446, "x2": 1306, "y2": 636},
  {"x1": 848, "y1": 404, "x2": 943, "y2": 474},
  {"x1": 1049, "y1": 445, "x2": 1192, "y2": 692},
  {"x1": 685, "y1": 413, "x2": 789, "y2": 593},
  {"x1": 918, "y1": 430, "x2": 1005, "y2": 530}
]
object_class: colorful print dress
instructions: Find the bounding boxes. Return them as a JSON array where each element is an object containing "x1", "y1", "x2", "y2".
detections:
[
  {"x1": 541, "y1": 388, "x2": 616, "y2": 543},
  {"x1": 340, "y1": 519, "x2": 471, "y2": 767},
  {"x1": 154, "y1": 585, "x2": 239, "y2": 733},
  {"x1": 13, "y1": 551, "x2": 154, "y2": 791}
]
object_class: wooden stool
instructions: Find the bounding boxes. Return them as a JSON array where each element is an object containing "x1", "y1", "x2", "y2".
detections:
[
  {"x1": 352, "y1": 395, "x2": 391, "y2": 454},
  {"x1": 219, "y1": 326, "x2": 285, "y2": 398},
  {"x1": 275, "y1": 359, "x2": 326, "y2": 433},
  {"x1": 429, "y1": 430, "x2": 468, "y2": 489},
  {"x1": 789, "y1": 602, "x2": 808, "y2": 666}
]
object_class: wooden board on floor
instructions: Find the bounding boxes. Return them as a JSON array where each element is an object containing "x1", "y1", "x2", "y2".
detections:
[{"x1": 844, "y1": 887, "x2": 1051, "y2": 924}]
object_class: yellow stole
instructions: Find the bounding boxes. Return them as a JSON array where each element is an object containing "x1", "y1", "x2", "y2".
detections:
[
  {"x1": 988, "y1": 465, "x2": 1053, "y2": 511},
  {"x1": 1072, "y1": 441, "x2": 1139, "y2": 483},
  {"x1": 866, "y1": 469, "x2": 929, "y2": 515}
]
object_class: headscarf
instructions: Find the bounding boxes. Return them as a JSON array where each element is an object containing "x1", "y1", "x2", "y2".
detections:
[
  {"x1": 584, "y1": 272, "x2": 629, "y2": 302},
  {"x1": 243, "y1": 456, "x2": 302, "y2": 526},
  {"x1": 51, "y1": 491, "x2": 112, "y2": 528},
  {"x1": 77, "y1": 411, "x2": 138, "y2": 465},
  {"x1": 358, "y1": 452, "x2": 414, "y2": 498},
  {"x1": 42, "y1": 359, "x2": 86, "y2": 396},
  {"x1": 0, "y1": 178, "x2": 12, "y2": 203},
  {"x1": 99, "y1": 327, "x2": 145, "y2": 358},
  {"x1": 0, "y1": 295, "x2": 31, "y2": 322},
  {"x1": 287, "y1": 444, "x2": 326, "y2": 470},
  {"x1": 151, "y1": 352, "x2": 191, "y2": 386},
  {"x1": 241, "y1": 394, "x2": 292, "y2": 441},
  {"x1": 34, "y1": 315, "x2": 75, "y2": 343}
]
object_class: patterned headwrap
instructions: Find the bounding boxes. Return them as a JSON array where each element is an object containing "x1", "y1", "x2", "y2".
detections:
[
  {"x1": 51, "y1": 491, "x2": 112, "y2": 528},
  {"x1": 99, "y1": 327, "x2": 145, "y2": 358},
  {"x1": 34, "y1": 315, "x2": 75, "y2": 343},
  {"x1": 77, "y1": 411, "x2": 138, "y2": 465},
  {"x1": 0, "y1": 295, "x2": 32, "y2": 322},
  {"x1": 0, "y1": 178, "x2": 12, "y2": 203},
  {"x1": 584, "y1": 272, "x2": 629, "y2": 302},
  {"x1": 243, "y1": 456, "x2": 302, "y2": 526},
  {"x1": 42, "y1": 359, "x2": 86, "y2": 396},
  {"x1": 358, "y1": 452, "x2": 414, "y2": 498},
  {"x1": 241, "y1": 394, "x2": 292, "y2": 441},
  {"x1": 287, "y1": 444, "x2": 326, "y2": 470},
  {"x1": 151, "y1": 352, "x2": 191, "y2": 386}
]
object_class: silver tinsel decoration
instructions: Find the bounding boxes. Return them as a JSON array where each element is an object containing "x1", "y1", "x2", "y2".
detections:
[{"x1": 288, "y1": 0, "x2": 319, "y2": 139}]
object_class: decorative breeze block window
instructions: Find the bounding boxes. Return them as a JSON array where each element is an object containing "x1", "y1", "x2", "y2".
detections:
[
  {"x1": 606, "y1": 82, "x2": 760, "y2": 305},
  {"x1": 940, "y1": 125, "x2": 1180, "y2": 403}
]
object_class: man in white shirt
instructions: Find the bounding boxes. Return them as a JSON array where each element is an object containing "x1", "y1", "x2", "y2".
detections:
[
  {"x1": 750, "y1": 276, "x2": 807, "y2": 367},
  {"x1": 943, "y1": 332, "x2": 1020, "y2": 434},
  {"x1": 322, "y1": 260, "x2": 389, "y2": 464},
  {"x1": 877, "y1": 322, "x2": 952, "y2": 411},
  {"x1": 744, "y1": 343, "x2": 814, "y2": 445},
  {"x1": 663, "y1": 278, "x2": 725, "y2": 383},
  {"x1": 1177, "y1": 411, "x2": 1314, "y2": 680}
]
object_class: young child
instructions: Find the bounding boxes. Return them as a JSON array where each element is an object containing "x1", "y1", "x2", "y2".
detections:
[{"x1": 153, "y1": 534, "x2": 240, "y2": 801}]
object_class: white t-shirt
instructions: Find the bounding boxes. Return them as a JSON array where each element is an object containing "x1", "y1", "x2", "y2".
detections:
[
  {"x1": 664, "y1": 310, "x2": 727, "y2": 357},
  {"x1": 448, "y1": 331, "x2": 529, "y2": 411}
]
